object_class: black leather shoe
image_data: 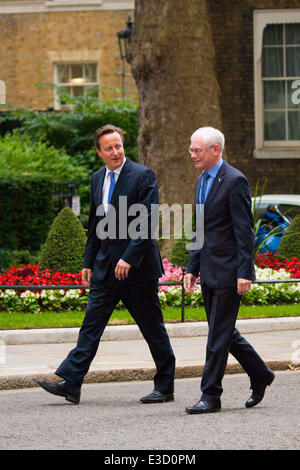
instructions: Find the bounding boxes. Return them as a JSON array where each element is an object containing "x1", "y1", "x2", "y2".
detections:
[
  {"x1": 140, "y1": 389, "x2": 174, "y2": 403},
  {"x1": 185, "y1": 400, "x2": 221, "y2": 414},
  {"x1": 245, "y1": 372, "x2": 275, "y2": 408},
  {"x1": 38, "y1": 380, "x2": 81, "y2": 404}
]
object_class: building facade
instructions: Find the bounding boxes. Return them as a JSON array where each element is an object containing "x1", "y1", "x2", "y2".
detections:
[
  {"x1": 207, "y1": 0, "x2": 300, "y2": 193},
  {"x1": 0, "y1": 0, "x2": 299, "y2": 193},
  {"x1": 0, "y1": 0, "x2": 136, "y2": 109}
]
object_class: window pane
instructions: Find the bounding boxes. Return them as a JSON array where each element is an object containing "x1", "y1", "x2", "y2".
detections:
[
  {"x1": 57, "y1": 65, "x2": 69, "y2": 84},
  {"x1": 278, "y1": 204, "x2": 300, "y2": 219},
  {"x1": 71, "y1": 64, "x2": 83, "y2": 79},
  {"x1": 287, "y1": 80, "x2": 300, "y2": 109},
  {"x1": 58, "y1": 86, "x2": 72, "y2": 104},
  {"x1": 84, "y1": 64, "x2": 97, "y2": 82},
  {"x1": 286, "y1": 23, "x2": 300, "y2": 45},
  {"x1": 264, "y1": 111, "x2": 285, "y2": 140},
  {"x1": 73, "y1": 86, "x2": 84, "y2": 97},
  {"x1": 263, "y1": 24, "x2": 283, "y2": 45},
  {"x1": 264, "y1": 81, "x2": 285, "y2": 109},
  {"x1": 288, "y1": 111, "x2": 300, "y2": 140},
  {"x1": 286, "y1": 47, "x2": 300, "y2": 76},
  {"x1": 262, "y1": 47, "x2": 283, "y2": 77}
]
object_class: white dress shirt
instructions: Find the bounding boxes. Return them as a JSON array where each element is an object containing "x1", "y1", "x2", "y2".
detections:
[{"x1": 102, "y1": 157, "x2": 126, "y2": 213}]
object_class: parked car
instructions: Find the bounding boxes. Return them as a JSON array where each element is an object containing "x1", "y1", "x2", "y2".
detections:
[{"x1": 251, "y1": 195, "x2": 300, "y2": 254}]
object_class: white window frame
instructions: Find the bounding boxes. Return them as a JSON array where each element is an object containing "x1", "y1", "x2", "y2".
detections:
[
  {"x1": 53, "y1": 62, "x2": 99, "y2": 110},
  {"x1": 0, "y1": 1, "x2": 134, "y2": 14},
  {"x1": 254, "y1": 9, "x2": 300, "y2": 159},
  {"x1": 45, "y1": 0, "x2": 103, "y2": 11}
]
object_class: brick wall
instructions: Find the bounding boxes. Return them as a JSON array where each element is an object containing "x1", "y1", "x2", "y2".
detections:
[
  {"x1": 0, "y1": 8, "x2": 137, "y2": 109},
  {"x1": 208, "y1": 0, "x2": 300, "y2": 194}
]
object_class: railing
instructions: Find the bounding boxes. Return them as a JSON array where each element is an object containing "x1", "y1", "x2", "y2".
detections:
[{"x1": 1, "y1": 272, "x2": 300, "y2": 322}]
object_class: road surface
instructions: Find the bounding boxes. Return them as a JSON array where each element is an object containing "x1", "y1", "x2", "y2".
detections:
[{"x1": 0, "y1": 370, "x2": 299, "y2": 451}]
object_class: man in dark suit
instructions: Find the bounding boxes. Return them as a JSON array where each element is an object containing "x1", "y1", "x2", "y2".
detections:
[
  {"x1": 38, "y1": 124, "x2": 175, "y2": 405},
  {"x1": 184, "y1": 126, "x2": 274, "y2": 414}
]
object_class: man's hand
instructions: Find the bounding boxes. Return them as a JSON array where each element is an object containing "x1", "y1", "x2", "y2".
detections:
[
  {"x1": 184, "y1": 273, "x2": 197, "y2": 293},
  {"x1": 115, "y1": 259, "x2": 131, "y2": 280},
  {"x1": 237, "y1": 278, "x2": 251, "y2": 295},
  {"x1": 82, "y1": 268, "x2": 92, "y2": 288}
]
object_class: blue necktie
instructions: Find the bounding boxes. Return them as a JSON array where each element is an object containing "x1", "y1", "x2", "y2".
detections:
[
  {"x1": 107, "y1": 172, "x2": 116, "y2": 205},
  {"x1": 199, "y1": 172, "x2": 210, "y2": 205}
]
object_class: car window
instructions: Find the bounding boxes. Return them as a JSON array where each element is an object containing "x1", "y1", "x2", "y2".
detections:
[
  {"x1": 255, "y1": 203, "x2": 269, "y2": 219},
  {"x1": 277, "y1": 204, "x2": 300, "y2": 219}
]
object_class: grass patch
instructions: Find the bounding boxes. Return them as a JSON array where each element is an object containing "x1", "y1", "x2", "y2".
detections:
[{"x1": 0, "y1": 304, "x2": 299, "y2": 330}]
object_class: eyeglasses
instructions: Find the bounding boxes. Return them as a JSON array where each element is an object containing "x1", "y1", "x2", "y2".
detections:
[
  {"x1": 103, "y1": 144, "x2": 123, "y2": 152},
  {"x1": 188, "y1": 145, "x2": 214, "y2": 155}
]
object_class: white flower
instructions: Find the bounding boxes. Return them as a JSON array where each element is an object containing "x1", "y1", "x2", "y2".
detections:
[
  {"x1": 20, "y1": 290, "x2": 35, "y2": 298},
  {"x1": 65, "y1": 289, "x2": 80, "y2": 299},
  {"x1": 2, "y1": 289, "x2": 17, "y2": 297}
]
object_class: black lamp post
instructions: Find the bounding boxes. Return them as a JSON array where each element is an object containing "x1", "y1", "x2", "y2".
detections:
[{"x1": 117, "y1": 17, "x2": 133, "y2": 97}]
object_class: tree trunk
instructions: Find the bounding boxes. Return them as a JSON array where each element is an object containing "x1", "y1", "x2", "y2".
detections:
[{"x1": 127, "y1": 0, "x2": 224, "y2": 208}]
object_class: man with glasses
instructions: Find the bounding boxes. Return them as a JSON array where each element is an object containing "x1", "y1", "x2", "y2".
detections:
[
  {"x1": 38, "y1": 124, "x2": 175, "y2": 405},
  {"x1": 184, "y1": 126, "x2": 274, "y2": 414}
]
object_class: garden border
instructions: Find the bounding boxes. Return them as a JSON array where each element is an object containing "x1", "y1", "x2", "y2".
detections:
[{"x1": 1, "y1": 276, "x2": 299, "y2": 322}]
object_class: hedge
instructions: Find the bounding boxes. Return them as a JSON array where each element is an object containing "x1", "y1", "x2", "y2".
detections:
[
  {"x1": 277, "y1": 215, "x2": 300, "y2": 261},
  {"x1": 0, "y1": 175, "x2": 56, "y2": 251},
  {"x1": 4, "y1": 91, "x2": 139, "y2": 175},
  {"x1": 0, "y1": 249, "x2": 39, "y2": 274}
]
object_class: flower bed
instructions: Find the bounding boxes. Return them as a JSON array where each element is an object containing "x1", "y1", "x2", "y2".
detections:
[
  {"x1": 0, "y1": 255, "x2": 299, "y2": 313},
  {"x1": 255, "y1": 253, "x2": 300, "y2": 278},
  {"x1": 0, "y1": 264, "x2": 82, "y2": 286},
  {"x1": 158, "y1": 265, "x2": 300, "y2": 308}
]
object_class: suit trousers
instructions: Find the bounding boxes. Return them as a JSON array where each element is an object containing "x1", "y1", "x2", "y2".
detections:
[
  {"x1": 56, "y1": 267, "x2": 175, "y2": 393},
  {"x1": 200, "y1": 283, "x2": 274, "y2": 403}
]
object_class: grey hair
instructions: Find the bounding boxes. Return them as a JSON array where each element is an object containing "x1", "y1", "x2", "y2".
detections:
[{"x1": 191, "y1": 127, "x2": 225, "y2": 156}]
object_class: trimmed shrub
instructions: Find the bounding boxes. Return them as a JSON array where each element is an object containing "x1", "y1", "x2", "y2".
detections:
[
  {"x1": 170, "y1": 238, "x2": 190, "y2": 269},
  {"x1": 39, "y1": 207, "x2": 87, "y2": 274},
  {"x1": 170, "y1": 221, "x2": 193, "y2": 268},
  {"x1": 277, "y1": 214, "x2": 300, "y2": 260}
]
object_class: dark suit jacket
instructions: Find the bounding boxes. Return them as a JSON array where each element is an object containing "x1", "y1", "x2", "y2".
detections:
[
  {"x1": 187, "y1": 160, "x2": 255, "y2": 289},
  {"x1": 83, "y1": 158, "x2": 163, "y2": 284}
]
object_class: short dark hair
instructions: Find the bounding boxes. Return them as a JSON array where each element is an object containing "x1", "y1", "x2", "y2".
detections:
[{"x1": 94, "y1": 124, "x2": 124, "y2": 150}]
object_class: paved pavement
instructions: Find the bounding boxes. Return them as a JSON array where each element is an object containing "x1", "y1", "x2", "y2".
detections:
[{"x1": 0, "y1": 317, "x2": 300, "y2": 390}]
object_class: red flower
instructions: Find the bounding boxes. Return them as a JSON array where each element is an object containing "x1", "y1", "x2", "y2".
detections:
[
  {"x1": 0, "y1": 264, "x2": 83, "y2": 286},
  {"x1": 255, "y1": 253, "x2": 300, "y2": 278},
  {"x1": 1, "y1": 255, "x2": 299, "y2": 287}
]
